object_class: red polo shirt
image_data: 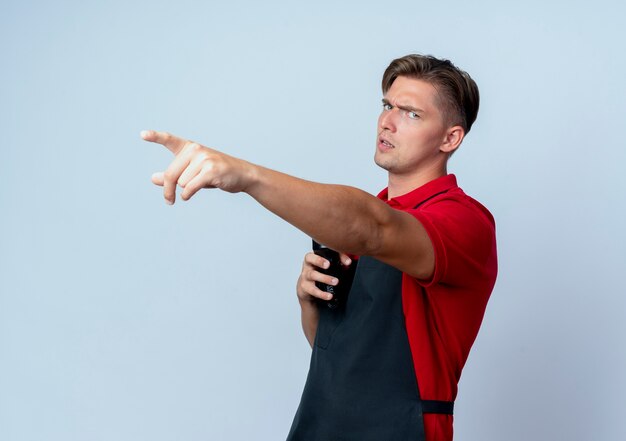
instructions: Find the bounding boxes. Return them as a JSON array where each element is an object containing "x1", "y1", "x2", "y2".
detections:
[{"x1": 377, "y1": 174, "x2": 498, "y2": 441}]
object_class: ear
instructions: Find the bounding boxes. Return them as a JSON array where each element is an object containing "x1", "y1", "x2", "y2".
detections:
[{"x1": 440, "y1": 125, "x2": 465, "y2": 154}]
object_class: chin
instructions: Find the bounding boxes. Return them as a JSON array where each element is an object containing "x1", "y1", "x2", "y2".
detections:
[{"x1": 374, "y1": 157, "x2": 394, "y2": 172}]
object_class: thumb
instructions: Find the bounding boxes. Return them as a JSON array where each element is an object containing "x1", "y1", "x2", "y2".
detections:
[{"x1": 151, "y1": 171, "x2": 165, "y2": 186}]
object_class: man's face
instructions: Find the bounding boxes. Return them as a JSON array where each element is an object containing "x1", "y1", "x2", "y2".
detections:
[{"x1": 375, "y1": 76, "x2": 449, "y2": 176}]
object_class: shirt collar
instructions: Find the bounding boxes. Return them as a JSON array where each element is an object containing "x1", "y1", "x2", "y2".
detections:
[{"x1": 377, "y1": 174, "x2": 458, "y2": 209}]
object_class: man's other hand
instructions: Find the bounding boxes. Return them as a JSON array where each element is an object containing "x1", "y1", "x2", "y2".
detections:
[{"x1": 297, "y1": 252, "x2": 353, "y2": 303}]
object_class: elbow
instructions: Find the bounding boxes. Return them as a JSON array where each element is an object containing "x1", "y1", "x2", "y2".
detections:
[{"x1": 350, "y1": 211, "x2": 389, "y2": 257}]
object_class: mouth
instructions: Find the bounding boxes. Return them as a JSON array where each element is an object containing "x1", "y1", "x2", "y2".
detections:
[{"x1": 378, "y1": 135, "x2": 395, "y2": 151}]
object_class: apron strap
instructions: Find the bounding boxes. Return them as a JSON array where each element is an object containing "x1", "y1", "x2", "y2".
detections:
[
  {"x1": 422, "y1": 400, "x2": 454, "y2": 415},
  {"x1": 413, "y1": 189, "x2": 451, "y2": 209}
]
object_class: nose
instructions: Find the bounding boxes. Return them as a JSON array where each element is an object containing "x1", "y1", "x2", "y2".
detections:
[{"x1": 378, "y1": 108, "x2": 397, "y2": 133}]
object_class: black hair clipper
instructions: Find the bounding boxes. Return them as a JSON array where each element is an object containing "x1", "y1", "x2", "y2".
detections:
[{"x1": 312, "y1": 240, "x2": 356, "y2": 309}]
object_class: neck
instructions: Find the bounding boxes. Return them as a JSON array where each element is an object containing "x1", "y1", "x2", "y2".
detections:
[{"x1": 387, "y1": 163, "x2": 447, "y2": 199}]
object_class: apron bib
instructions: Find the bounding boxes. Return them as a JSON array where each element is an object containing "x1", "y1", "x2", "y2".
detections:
[{"x1": 287, "y1": 256, "x2": 453, "y2": 441}]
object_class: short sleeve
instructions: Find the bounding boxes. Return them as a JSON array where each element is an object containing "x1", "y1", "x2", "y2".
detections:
[{"x1": 409, "y1": 195, "x2": 497, "y2": 288}]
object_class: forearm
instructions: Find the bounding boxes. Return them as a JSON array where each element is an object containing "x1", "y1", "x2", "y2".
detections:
[
  {"x1": 142, "y1": 130, "x2": 434, "y2": 279},
  {"x1": 299, "y1": 298, "x2": 319, "y2": 348},
  {"x1": 245, "y1": 165, "x2": 389, "y2": 255}
]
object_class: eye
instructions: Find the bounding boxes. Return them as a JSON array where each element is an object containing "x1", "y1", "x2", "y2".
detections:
[
  {"x1": 382, "y1": 103, "x2": 393, "y2": 111},
  {"x1": 407, "y1": 111, "x2": 419, "y2": 120}
]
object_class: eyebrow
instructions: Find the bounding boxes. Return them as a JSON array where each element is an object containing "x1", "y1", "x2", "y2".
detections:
[{"x1": 381, "y1": 98, "x2": 425, "y2": 114}]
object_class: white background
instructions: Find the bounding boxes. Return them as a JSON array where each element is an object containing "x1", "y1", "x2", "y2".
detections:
[{"x1": 1, "y1": 0, "x2": 625, "y2": 440}]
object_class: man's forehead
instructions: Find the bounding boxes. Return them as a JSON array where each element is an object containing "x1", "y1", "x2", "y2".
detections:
[{"x1": 384, "y1": 76, "x2": 439, "y2": 109}]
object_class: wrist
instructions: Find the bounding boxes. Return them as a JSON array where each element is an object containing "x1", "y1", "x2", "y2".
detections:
[
  {"x1": 298, "y1": 295, "x2": 317, "y2": 307},
  {"x1": 242, "y1": 161, "x2": 263, "y2": 195}
]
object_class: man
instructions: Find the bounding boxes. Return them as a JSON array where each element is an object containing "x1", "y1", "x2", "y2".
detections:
[{"x1": 142, "y1": 54, "x2": 497, "y2": 441}]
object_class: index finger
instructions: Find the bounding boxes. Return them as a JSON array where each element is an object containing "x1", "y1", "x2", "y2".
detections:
[
  {"x1": 338, "y1": 252, "x2": 352, "y2": 266},
  {"x1": 140, "y1": 130, "x2": 188, "y2": 155}
]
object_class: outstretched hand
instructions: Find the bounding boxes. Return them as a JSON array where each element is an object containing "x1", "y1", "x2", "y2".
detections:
[{"x1": 141, "y1": 130, "x2": 255, "y2": 205}]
